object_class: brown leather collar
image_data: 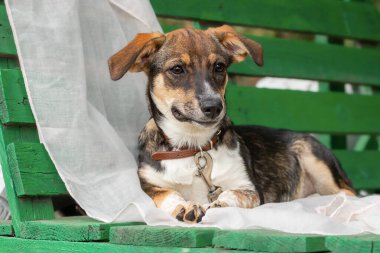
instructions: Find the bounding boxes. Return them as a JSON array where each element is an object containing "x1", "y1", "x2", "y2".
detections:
[{"x1": 151, "y1": 130, "x2": 220, "y2": 161}]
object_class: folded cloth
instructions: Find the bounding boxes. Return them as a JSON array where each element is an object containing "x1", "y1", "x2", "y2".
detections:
[{"x1": 202, "y1": 192, "x2": 380, "y2": 235}]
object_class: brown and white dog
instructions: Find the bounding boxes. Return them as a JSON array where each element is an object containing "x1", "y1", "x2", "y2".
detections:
[{"x1": 108, "y1": 25, "x2": 355, "y2": 223}]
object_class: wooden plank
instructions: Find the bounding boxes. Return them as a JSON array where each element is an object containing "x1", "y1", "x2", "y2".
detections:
[
  {"x1": 10, "y1": 76, "x2": 376, "y2": 139},
  {"x1": 0, "y1": 4, "x2": 17, "y2": 56},
  {"x1": 0, "y1": 124, "x2": 55, "y2": 237},
  {"x1": 213, "y1": 229, "x2": 327, "y2": 252},
  {"x1": 152, "y1": 0, "x2": 380, "y2": 41},
  {"x1": 230, "y1": 36, "x2": 380, "y2": 87},
  {"x1": 1, "y1": 233, "x2": 380, "y2": 253},
  {"x1": 375, "y1": 240, "x2": 380, "y2": 253},
  {"x1": 1, "y1": 125, "x2": 39, "y2": 144},
  {"x1": 0, "y1": 69, "x2": 35, "y2": 124},
  {"x1": 161, "y1": 24, "x2": 380, "y2": 86},
  {"x1": 7, "y1": 142, "x2": 67, "y2": 196},
  {"x1": 0, "y1": 220, "x2": 13, "y2": 236},
  {"x1": 213, "y1": 230, "x2": 326, "y2": 252},
  {"x1": 19, "y1": 216, "x2": 143, "y2": 242},
  {"x1": 325, "y1": 235, "x2": 380, "y2": 253},
  {"x1": 334, "y1": 151, "x2": 380, "y2": 190},
  {"x1": 110, "y1": 225, "x2": 217, "y2": 248},
  {"x1": 0, "y1": 236, "x2": 239, "y2": 253},
  {"x1": 0, "y1": 58, "x2": 18, "y2": 69},
  {"x1": 226, "y1": 86, "x2": 380, "y2": 134}
]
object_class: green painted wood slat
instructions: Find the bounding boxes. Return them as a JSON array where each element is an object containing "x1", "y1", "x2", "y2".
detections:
[
  {"x1": 162, "y1": 24, "x2": 380, "y2": 86},
  {"x1": 335, "y1": 151, "x2": 380, "y2": 190},
  {"x1": 231, "y1": 35, "x2": 380, "y2": 87},
  {"x1": 110, "y1": 225, "x2": 217, "y2": 248},
  {"x1": 0, "y1": 58, "x2": 18, "y2": 69},
  {"x1": 3, "y1": 230, "x2": 380, "y2": 253},
  {"x1": 0, "y1": 124, "x2": 55, "y2": 237},
  {"x1": 19, "y1": 216, "x2": 143, "y2": 242},
  {"x1": 0, "y1": 69, "x2": 35, "y2": 124},
  {"x1": 213, "y1": 229, "x2": 327, "y2": 252},
  {"x1": 226, "y1": 85, "x2": 380, "y2": 134},
  {"x1": 326, "y1": 234, "x2": 380, "y2": 253},
  {"x1": 0, "y1": 4, "x2": 17, "y2": 56},
  {"x1": 0, "y1": 221, "x2": 13, "y2": 236},
  {"x1": 0, "y1": 236, "x2": 253, "y2": 253},
  {"x1": 151, "y1": 0, "x2": 380, "y2": 42},
  {"x1": 109, "y1": 226, "x2": 329, "y2": 252},
  {"x1": 2, "y1": 67, "x2": 380, "y2": 133},
  {"x1": 0, "y1": 124, "x2": 39, "y2": 146},
  {"x1": 7, "y1": 142, "x2": 67, "y2": 197}
]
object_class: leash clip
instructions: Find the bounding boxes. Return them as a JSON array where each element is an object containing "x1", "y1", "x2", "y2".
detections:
[
  {"x1": 194, "y1": 150, "x2": 210, "y2": 177},
  {"x1": 194, "y1": 151, "x2": 222, "y2": 203},
  {"x1": 208, "y1": 186, "x2": 223, "y2": 203}
]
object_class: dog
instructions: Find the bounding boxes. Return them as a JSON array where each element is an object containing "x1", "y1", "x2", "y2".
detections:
[{"x1": 108, "y1": 25, "x2": 355, "y2": 223}]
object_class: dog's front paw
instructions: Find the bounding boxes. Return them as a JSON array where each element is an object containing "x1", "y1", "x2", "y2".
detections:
[
  {"x1": 171, "y1": 201, "x2": 205, "y2": 223},
  {"x1": 207, "y1": 200, "x2": 229, "y2": 209}
]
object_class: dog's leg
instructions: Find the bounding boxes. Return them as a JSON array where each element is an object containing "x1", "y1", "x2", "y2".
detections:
[
  {"x1": 144, "y1": 185, "x2": 206, "y2": 223},
  {"x1": 291, "y1": 138, "x2": 356, "y2": 197},
  {"x1": 208, "y1": 189, "x2": 261, "y2": 209}
]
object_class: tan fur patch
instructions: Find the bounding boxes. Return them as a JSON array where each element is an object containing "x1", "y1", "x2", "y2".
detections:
[
  {"x1": 145, "y1": 118, "x2": 157, "y2": 131},
  {"x1": 231, "y1": 189, "x2": 260, "y2": 208},
  {"x1": 108, "y1": 32, "x2": 165, "y2": 80},
  {"x1": 221, "y1": 76, "x2": 228, "y2": 96},
  {"x1": 292, "y1": 140, "x2": 344, "y2": 196},
  {"x1": 221, "y1": 33, "x2": 249, "y2": 63},
  {"x1": 154, "y1": 190, "x2": 177, "y2": 208},
  {"x1": 206, "y1": 25, "x2": 263, "y2": 66},
  {"x1": 342, "y1": 189, "x2": 356, "y2": 196},
  {"x1": 180, "y1": 53, "x2": 191, "y2": 65},
  {"x1": 152, "y1": 74, "x2": 176, "y2": 102},
  {"x1": 152, "y1": 73, "x2": 197, "y2": 111},
  {"x1": 309, "y1": 159, "x2": 341, "y2": 195},
  {"x1": 338, "y1": 178, "x2": 356, "y2": 195},
  {"x1": 152, "y1": 74, "x2": 165, "y2": 97},
  {"x1": 295, "y1": 169, "x2": 316, "y2": 199},
  {"x1": 294, "y1": 169, "x2": 306, "y2": 198},
  {"x1": 143, "y1": 185, "x2": 177, "y2": 208},
  {"x1": 213, "y1": 189, "x2": 260, "y2": 209},
  {"x1": 208, "y1": 53, "x2": 217, "y2": 64}
]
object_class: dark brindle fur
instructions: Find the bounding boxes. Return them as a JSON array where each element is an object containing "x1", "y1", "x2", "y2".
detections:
[{"x1": 108, "y1": 25, "x2": 355, "y2": 223}]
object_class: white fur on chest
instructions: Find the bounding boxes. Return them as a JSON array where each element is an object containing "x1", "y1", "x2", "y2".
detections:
[{"x1": 141, "y1": 144, "x2": 255, "y2": 204}]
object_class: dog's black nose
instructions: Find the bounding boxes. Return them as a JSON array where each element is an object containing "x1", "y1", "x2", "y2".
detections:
[{"x1": 200, "y1": 99, "x2": 223, "y2": 119}]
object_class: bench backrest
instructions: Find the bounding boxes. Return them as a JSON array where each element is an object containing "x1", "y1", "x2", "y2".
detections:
[
  {"x1": 0, "y1": 1, "x2": 66, "y2": 236},
  {"x1": 0, "y1": 0, "x2": 379, "y2": 236}
]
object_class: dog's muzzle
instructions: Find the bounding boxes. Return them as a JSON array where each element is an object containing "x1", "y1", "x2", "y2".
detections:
[{"x1": 199, "y1": 97, "x2": 223, "y2": 119}]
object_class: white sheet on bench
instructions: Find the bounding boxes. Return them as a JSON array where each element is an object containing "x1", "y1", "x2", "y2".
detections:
[{"x1": 6, "y1": 0, "x2": 380, "y2": 235}]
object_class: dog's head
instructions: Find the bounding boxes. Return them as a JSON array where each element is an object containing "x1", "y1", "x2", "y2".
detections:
[{"x1": 108, "y1": 25, "x2": 263, "y2": 131}]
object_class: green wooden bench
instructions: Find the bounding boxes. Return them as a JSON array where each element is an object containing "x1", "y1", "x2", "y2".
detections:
[{"x1": 1, "y1": 0, "x2": 380, "y2": 252}]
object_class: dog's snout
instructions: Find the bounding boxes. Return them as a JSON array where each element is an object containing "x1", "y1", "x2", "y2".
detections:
[{"x1": 200, "y1": 98, "x2": 223, "y2": 119}]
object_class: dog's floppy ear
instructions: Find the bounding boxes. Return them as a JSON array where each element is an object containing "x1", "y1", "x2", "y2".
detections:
[
  {"x1": 207, "y1": 25, "x2": 263, "y2": 66},
  {"x1": 108, "y1": 32, "x2": 166, "y2": 80}
]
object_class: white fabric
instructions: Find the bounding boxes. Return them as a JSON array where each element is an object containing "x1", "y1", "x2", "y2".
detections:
[
  {"x1": 256, "y1": 77, "x2": 319, "y2": 91},
  {"x1": 5, "y1": 0, "x2": 380, "y2": 235}
]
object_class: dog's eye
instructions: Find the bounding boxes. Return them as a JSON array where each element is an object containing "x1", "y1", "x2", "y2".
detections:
[
  {"x1": 214, "y1": 63, "x2": 225, "y2": 73},
  {"x1": 170, "y1": 65, "x2": 184, "y2": 75}
]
